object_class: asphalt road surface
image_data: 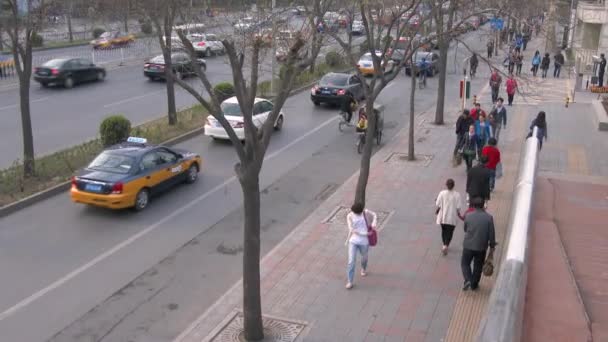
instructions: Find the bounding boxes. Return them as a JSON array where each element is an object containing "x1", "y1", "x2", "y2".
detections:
[
  {"x1": 0, "y1": 31, "x2": 362, "y2": 169},
  {"x1": 0, "y1": 26, "x2": 497, "y2": 342}
]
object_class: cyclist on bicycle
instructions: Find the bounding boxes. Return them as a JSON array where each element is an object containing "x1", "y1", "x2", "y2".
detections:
[
  {"x1": 356, "y1": 108, "x2": 368, "y2": 133},
  {"x1": 418, "y1": 57, "x2": 430, "y2": 85},
  {"x1": 341, "y1": 93, "x2": 357, "y2": 124},
  {"x1": 470, "y1": 53, "x2": 478, "y2": 76}
]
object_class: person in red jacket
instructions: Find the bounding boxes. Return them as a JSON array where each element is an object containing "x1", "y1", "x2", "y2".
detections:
[
  {"x1": 482, "y1": 138, "x2": 501, "y2": 191},
  {"x1": 469, "y1": 102, "x2": 486, "y2": 121},
  {"x1": 506, "y1": 74, "x2": 518, "y2": 106}
]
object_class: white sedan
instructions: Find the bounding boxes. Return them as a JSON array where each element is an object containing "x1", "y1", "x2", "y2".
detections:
[{"x1": 204, "y1": 97, "x2": 285, "y2": 141}]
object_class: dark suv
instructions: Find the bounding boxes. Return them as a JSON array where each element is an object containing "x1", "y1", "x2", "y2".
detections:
[
  {"x1": 144, "y1": 53, "x2": 207, "y2": 81},
  {"x1": 34, "y1": 58, "x2": 106, "y2": 88}
]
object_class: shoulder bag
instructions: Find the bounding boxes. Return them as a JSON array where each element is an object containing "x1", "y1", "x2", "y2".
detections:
[{"x1": 364, "y1": 211, "x2": 378, "y2": 247}]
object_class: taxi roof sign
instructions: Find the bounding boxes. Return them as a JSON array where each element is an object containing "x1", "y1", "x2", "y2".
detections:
[{"x1": 127, "y1": 137, "x2": 147, "y2": 144}]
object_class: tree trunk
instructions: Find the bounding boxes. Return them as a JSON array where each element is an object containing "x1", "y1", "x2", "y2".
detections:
[
  {"x1": 165, "y1": 66, "x2": 178, "y2": 125},
  {"x1": 434, "y1": 41, "x2": 449, "y2": 125},
  {"x1": 19, "y1": 66, "x2": 35, "y2": 176},
  {"x1": 240, "y1": 170, "x2": 264, "y2": 341},
  {"x1": 354, "y1": 100, "x2": 377, "y2": 206},
  {"x1": 408, "y1": 71, "x2": 416, "y2": 161},
  {"x1": 124, "y1": 0, "x2": 130, "y2": 33}
]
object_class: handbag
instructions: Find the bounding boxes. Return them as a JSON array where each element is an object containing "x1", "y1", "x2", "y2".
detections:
[
  {"x1": 363, "y1": 211, "x2": 378, "y2": 247},
  {"x1": 483, "y1": 248, "x2": 495, "y2": 276},
  {"x1": 496, "y1": 162, "x2": 503, "y2": 179}
]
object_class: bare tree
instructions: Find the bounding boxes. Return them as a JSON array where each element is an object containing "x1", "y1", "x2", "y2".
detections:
[
  {"x1": 139, "y1": 0, "x2": 183, "y2": 125},
  {"x1": 172, "y1": 12, "x2": 321, "y2": 340},
  {"x1": 1, "y1": 0, "x2": 48, "y2": 176},
  {"x1": 329, "y1": 1, "x2": 425, "y2": 205},
  {"x1": 433, "y1": 0, "x2": 458, "y2": 124}
]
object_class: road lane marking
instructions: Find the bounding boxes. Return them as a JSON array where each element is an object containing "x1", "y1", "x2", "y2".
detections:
[
  {"x1": 0, "y1": 96, "x2": 49, "y2": 111},
  {"x1": 103, "y1": 90, "x2": 166, "y2": 108},
  {"x1": 0, "y1": 114, "x2": 339, "y2": 322}
]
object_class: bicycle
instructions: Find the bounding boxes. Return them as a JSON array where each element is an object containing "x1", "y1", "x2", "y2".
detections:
[
  {"x1": 356, "y1": 130, "x2": 367, "y2": 154},
  {"x1": 338, "y1": 111, "x2": 353, "y2": 132}
]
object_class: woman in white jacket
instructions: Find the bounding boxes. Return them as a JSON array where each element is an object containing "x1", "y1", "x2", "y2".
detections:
[
  {"x1": 345, "y1": 202, "x2": 377, "y2": 289},
  {"x1": 435, "y1": 179, "x2": 463, "y2": 255}
]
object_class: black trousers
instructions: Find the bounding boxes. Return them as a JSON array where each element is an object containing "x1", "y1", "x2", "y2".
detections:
[
  {"x1": 554, "y1": 65, "x2": 561, "y2": 78},
  {"x1": 599, "y1": 71, "x2": 605, "y2": 87},
  {"x1": 461, "y1": 248, "x2": 486, "y2": 288},
  {"x1": 440, "y1": 224, "x2": 456, "y2": 246},
  {"x1": 487, "y1": 49, "x2": 493, "y2": 58},
  {"x1": 532, "y1": 65, "x2": 539, "y2": 76}
]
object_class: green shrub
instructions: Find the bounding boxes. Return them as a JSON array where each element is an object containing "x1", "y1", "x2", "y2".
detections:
[
  {"x1": 31, "y1": 33, "x2": 43, "y2": 48},
  {"x1": 99, "y1": 115, "x2": 131, "y2": 147},
  {"x1": 92, "y1": 28, "x2": 106, "y2": 39},
  {"x1": 140, "y1": 22, "x2": 153, "y2": 35},
  {"x1": 213, "y1": 82, "x2": 235, "y2": 102},
  {"x1": 325, "y1": 51, "x2": 342, "y2": 67}
]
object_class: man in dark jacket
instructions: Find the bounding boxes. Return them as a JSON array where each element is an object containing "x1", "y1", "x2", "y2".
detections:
[
  {"x1": 461, "y1": 197, "x2": 497, "y2": 291},
  {"x1": 599, "y1": 53, "x2": 606, "y2": 87},
  {"x1": 454, "y1": 109, "x2": 474, "y2": 156},
  {"x1": 466, "y1": 155, "x2": 492, "y2": 203},
  {"x1": 554, "y1": 51, "x2": 565, "y2": 78}
]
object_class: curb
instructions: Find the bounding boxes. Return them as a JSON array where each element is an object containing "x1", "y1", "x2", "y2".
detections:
[{"x1": 0, "y1": 127, "x2": 204, "y2": 219}]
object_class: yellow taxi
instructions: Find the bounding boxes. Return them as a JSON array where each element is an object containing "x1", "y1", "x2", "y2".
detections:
[
  {"x1": 71, "y1": 137, "x2": 202, "y2": 211},
  {"x1": 357, "y1": 51, "x2": 395, "y2": 76}
]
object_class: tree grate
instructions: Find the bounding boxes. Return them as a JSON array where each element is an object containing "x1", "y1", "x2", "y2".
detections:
[
  {"x1": 323, "y1": 206, "x2": 393, "y2": 230},
  {"x1": 203, "y1": 311, "x2": 307, "y2": 342},
  {"x1": 384, "y1": 152, "x2": 434, "y2": 166}
]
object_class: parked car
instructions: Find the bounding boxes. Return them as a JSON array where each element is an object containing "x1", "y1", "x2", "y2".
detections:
[
  {"x1": 310, "y1": 72, "x2": 364, "y2": 106},
  {"x1": 234, "y1": 17, "x2": 256, "y2": 33},
  {"x1": 204, "y1": 97, "x2": 284, "y2": 141},
  {"x1": 351, "y1": 20, "x2": 365, "y2": 35},
  {"x1": 34, "y1": 58, "x2": 106, "y2": 88},
  {"x1": 292, "y1": 6, "x2": 307, "y2": 15},
  {"x1": 390, "y1": 36, "x2": 419, "y2": 63},
  {"x1": 404, "y1": 51, "x2": 440, "y2": 76},
  {"x1": 90, "y1": 30, "x2": 135, "y2": 49},
  {"x1": 188, "y1": 33, "x2": 225, "y2": 57},
  {"x1": 143, "y1": 53, "x2": 206, "y2": 81},
  {"x1": 70, "y1": 137, "x2": 202, "y2": 211},
  {"x1": 357, "y1": 51, "x2": 395, "y2": 76}
]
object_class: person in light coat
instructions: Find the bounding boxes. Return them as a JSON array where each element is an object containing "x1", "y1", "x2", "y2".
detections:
[
  {"x1": 435, "y1": 179, "x2": 463, "y2": 255},
  {"x1": 345, "y1": 202, "x2": 377, "y2": 289}
]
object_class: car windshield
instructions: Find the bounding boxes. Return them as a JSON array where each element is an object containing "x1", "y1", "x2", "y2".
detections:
[
  {"x1": 221, "y1": 102, "x2": 243, "y2": 116},
  {"x1": 150, "y1": 55, "x2": 165, "y2": 64},
  {"x1": 42, "y1": 59, "x2": 68, "y2": 68},
  {"x1": 415, "y1": 53, "x2": 430, "y2": 62},
  {"x1": 319, "y1": 74, "x2": 348, "y2": 86},
  {"x1": 360, "y1": 54, "x2": 373, "y2": 62},
  {"x1": 88, "y1": 152, "x2": 134, "y2": 174}
]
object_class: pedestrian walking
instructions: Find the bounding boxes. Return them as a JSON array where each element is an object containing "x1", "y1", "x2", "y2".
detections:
[
  {"x1": 475, "y1": 115, "x2": 492, "y2": 156},
  {"x1": 489, "y1": 68, "x2": 502, "y2": 103},
  {"x1": 454, "y1": 109, "x2": 474, "y2": 157},
  {"x1": 531, "y1": 50, "x2": 541, "y2": 76},
  {"x1": 482, "y1": 138, "x2": 501, "y2": 192},
  {"x1": 435, "y1": 179, "x2": 463, "y2": 256},
  {"x1": 515, "y1": 52, "x2": 523, "y2": 75},
  {"x1": 515, "y1": 34, "x2": 523, "y2": 53},
  {"x1": 489, "y1": 98, "x2": 507, "y2": 141},
  {"x1": 522, "y1": 28, "x2": 531, "y2": 51},
  {"x1": 508, "y1": 28, "x2": 515, "y2": 42},
  {"x1": 528, "y1": 111, "x2": 548, "y2": 150},
  {"x1": 470, "y1": 102, "x2": 486, "y2": 121},
  {"x1": 466, "y1": 155, "x2": 492, "y2": 204},
  {"x1": 345, "y1": 203, "x2": 377, "y2": 289},
  {"x1": 540, "y1": 53, "x2": 550, "y2": 78},
  {"x1": 554, "y1": 51, "x2": 565, "y2": 78},
  {"x1": 461, "y1": 125, "x2": 479, "y2": 171},
  {"x1": 506, "y1": 74, "x2": 518, "y2": 106},
  {"x1": 487, "y1": 40, "x2": 494, "y2": 59},
  {"x1": 505, "y1": 51, "x2": 516, "y2": 74},
  {"x1": 461, "y1": 197, "x2": 497, "y2": 291},
  {"x1": 599, "y1": 53, "x2": 606, "y2": 87}
]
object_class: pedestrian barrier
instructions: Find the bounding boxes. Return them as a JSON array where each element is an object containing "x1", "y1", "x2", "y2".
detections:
[{"x1": 476, "y1": 126, "x2": 539, "y2": 342}]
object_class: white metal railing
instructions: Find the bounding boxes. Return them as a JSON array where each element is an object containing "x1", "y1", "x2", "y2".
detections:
[{"x1": 575, "y1": 48, "x2": 598, "y2": 74}]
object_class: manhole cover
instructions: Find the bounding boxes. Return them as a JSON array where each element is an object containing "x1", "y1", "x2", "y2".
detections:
[
  {"x1": 205, "y1": 311, "x2": 306, "y2": 342},
  {"x1": 384, "y1": 152, "x2": 434, "y2": 166},
  {"x1": 323, "y1": 206, "x2": 393, "y2": 230}
]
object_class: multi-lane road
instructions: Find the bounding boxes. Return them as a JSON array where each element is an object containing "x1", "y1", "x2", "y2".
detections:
[{"x1": 0, "y1": 23, "x2": 496, "y2": 342}]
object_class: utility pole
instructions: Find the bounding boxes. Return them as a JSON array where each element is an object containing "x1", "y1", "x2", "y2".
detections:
[{"x1": 271, "y1": 0, "x2": 277, "y2": 96}]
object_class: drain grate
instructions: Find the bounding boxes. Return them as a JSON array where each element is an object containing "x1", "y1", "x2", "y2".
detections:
[
  {"x1": 323, "y1": 206, "x2": 393, "y2": 230},
  {"x1": 204, "y1": 311, "x2": 306, "y2": 342},
  {"x1": 384, "y1": 152, "x2": 434, "y2": 166}
]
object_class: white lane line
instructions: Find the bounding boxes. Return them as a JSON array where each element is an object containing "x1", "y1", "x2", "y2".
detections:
[
  {"x1": 0, "y1": 97, "x2": 49, "y2": 111},
  {"x1": 103, "y1": 90, "x2": 165, "y2": 108},
  {"x1": 0, "y1": 114, "x2": 339, "y2": 322}
]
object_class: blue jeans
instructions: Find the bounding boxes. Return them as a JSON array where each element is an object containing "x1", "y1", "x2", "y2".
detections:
[
  {"x1": 347, "y1": 243, "x2": 369, "y2": 284},
  {"x1": 489, "y1": 169, "x2": 496, "y2": 191}
]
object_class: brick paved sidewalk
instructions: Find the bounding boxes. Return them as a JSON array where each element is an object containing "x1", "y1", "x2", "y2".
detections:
[{"x1": 173, "y1": 92, "x2": 530, "y2": 342}]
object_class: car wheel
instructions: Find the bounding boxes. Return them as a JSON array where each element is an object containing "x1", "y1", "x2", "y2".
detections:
[
  {"x1": 274, "y1": 115, "x2": 284, "y2": 131},
  {"x1": 313, "y1": 101, "x2": 320, "y2": 106},
  {"x1": 134, "y1": 189, "x2": 150, "y2": 211},
  {"x1": 185, "y1": 164, "x2": 199, "y2": 184},
  {"x1": 205, "y1": 48, "x2": 211, "y2": 57},
  {"x1": 64, "y1": 77, "x2": 74, "y2": 89},
  {"x1": 97, "y1": 71, "x2": 105, "y2": 81},
  {"x1": 41, "y1": 82, "x2": 49, "y2": 88}
]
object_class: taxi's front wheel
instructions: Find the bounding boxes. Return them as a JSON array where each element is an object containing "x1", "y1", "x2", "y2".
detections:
[
  {"x1": 185, "y1": 164, "x2": 199, "y2": 184},
  {"x1": 134, "y1": 189, "x2": 150, "y2": 211}
]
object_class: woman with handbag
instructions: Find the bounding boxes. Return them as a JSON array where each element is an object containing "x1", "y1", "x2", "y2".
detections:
[
  {"x1": 345, "y1": 202, "x2": 377, "y2": 289},
  {"x1": 435, "y1": 179, "x2": 463, "y2": 256},
  {"x1": 460, "y1": 125, "x2": 479, "y2": 171}
]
